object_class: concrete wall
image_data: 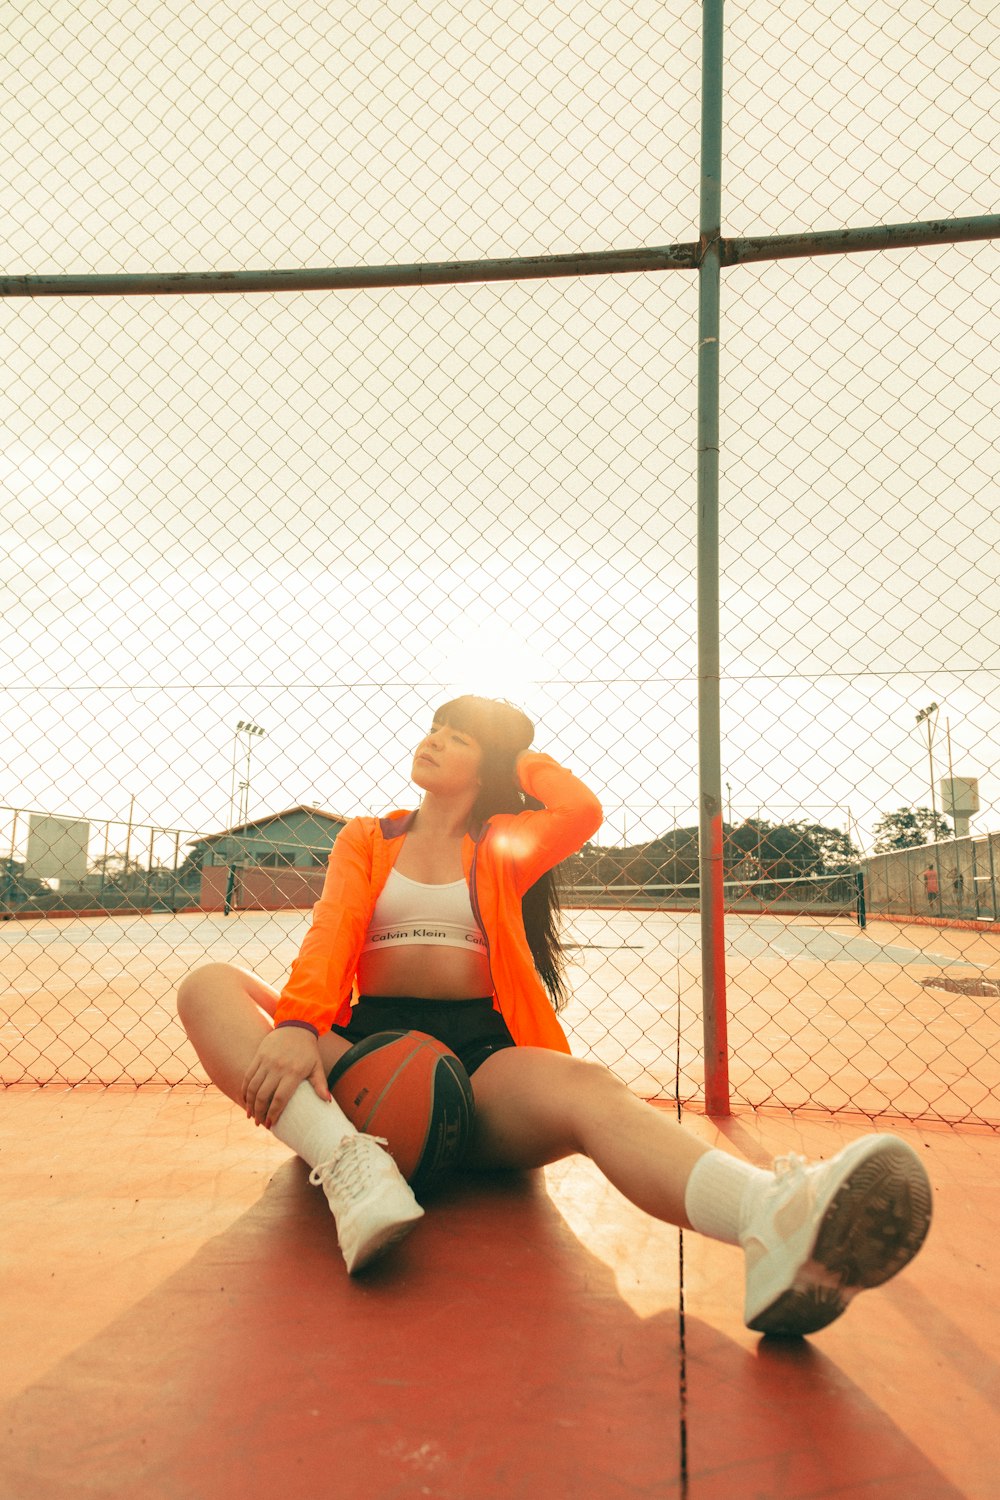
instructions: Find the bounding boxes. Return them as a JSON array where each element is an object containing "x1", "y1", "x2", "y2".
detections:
[
  {"x1": 199, "y1": 864, "x2": 326, "y2": 912},
  {"x1": 862, "y1": 832, "x2": 1000, "y2": 921}
]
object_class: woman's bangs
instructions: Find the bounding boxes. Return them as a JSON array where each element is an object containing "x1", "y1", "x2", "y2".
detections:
[
  {"x1": 433, "y1": 697, "x2": 481, "y2": 740},
  {"x1": 433, "y1": 696, "x2": 533, "y2": 752}
]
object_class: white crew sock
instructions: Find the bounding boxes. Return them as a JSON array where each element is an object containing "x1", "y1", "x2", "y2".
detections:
[
  {"x1": 684, "y1": 1149, "x2": 772, "y2": 1245},
  {"x1": 269, "y1": 1082, "x2": 357, "y2": 1169}
]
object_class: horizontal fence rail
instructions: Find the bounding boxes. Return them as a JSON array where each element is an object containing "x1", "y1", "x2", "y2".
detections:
[{"x1": 4, "y1": 216, "x2": 998, "y2": 300}]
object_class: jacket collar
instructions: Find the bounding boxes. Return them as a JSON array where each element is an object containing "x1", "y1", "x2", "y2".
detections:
[
  {"x1": 378, "y1": 810, "x2": 417, "y2": 839},
  {"x1": 377, "y1": 809, "x2": 491, "y2": 843}
]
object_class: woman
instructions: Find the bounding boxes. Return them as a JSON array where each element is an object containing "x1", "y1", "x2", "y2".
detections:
[{"x1": 177, "y1": 695, "x2": 931, "y2": 1336}]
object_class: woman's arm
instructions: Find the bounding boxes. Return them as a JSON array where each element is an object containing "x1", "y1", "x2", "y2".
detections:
[
  {"x1": 240, "y1": 819, "x2": 375, "y2": 1124},
  {"x1": 503, "y1": 751, "x2": 603, "y2": 893},
  {"x1": 271, "y1": 817, "x2": 375, "y2": 1033}
]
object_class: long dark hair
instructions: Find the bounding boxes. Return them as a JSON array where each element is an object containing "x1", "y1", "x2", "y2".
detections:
[{"x1": 433, "y1": 694, "x2": 569, "y2": 1012}]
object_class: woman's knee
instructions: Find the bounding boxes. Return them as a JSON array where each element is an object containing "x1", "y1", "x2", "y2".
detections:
[
  {"x1": 560, "y1": 1057, "x2": 633, "y2": 1133},
  {"x1": 176, "y1": 962, "x2": 244, "y2": 1020},
  {"x1": 539, "y1": 1054, "x2": 627, "y2": 1105}
]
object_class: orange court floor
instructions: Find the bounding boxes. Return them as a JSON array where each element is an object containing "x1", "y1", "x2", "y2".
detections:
[{"x1": 1, "y1": 1087, "x2": 997, "y2": 1500}]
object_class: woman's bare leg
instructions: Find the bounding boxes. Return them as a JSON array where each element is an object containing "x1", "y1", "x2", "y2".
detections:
[
  {"x1": 176, "y1": 962, "x2": 277, "y2": 1107},
  {"x1": 175, "y1": 962, "x2": 351, "y2": 1109},
  {"x1": 176, "y1": 963, "x2": 422, "y2": 1272},
  {"x1": 469, "y1": 1046, "x2": 933, "y2": 1338},
  {"x1": 468, "y1": 1047, "x2": 711, "y2": 1227},
  {"x1": 177, "y1": 979, "x2": 706, "y2": 1225}
]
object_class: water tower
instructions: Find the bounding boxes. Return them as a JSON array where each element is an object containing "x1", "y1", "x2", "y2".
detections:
[{"x1": 940, "y1": 777, "x2": 979, "y2": 838}]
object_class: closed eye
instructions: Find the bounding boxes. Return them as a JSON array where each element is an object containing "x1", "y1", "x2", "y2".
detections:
[{"x1": 431, "y1": 721, "x2": 470, "y2": 746}]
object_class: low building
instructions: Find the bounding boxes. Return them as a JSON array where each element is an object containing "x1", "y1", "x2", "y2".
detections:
[{"x1": 197, "y1": 805, "x2": 350, "y2": 911}]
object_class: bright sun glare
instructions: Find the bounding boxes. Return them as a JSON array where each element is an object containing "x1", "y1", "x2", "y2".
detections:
[{"x1": 439, "y1": 622, "x2": 544, "y2": 703}]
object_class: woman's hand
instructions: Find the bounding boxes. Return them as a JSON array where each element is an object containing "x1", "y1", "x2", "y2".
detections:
[{"x1": 242, "y1": 1026, "x2": 332, "y2": 1128}]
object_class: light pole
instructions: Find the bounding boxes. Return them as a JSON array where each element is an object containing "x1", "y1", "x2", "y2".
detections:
[
  {"x1": 915, "y1": 703, "x2": 939, "y2": 836},
  {"x1": 229, "y1": 721, "x2": 266, "y2": 846},
  {"x1": 123, "y1": 793, "x2": 136, "y2": 890},
  {"x1": 225, "y1": 720, "x2": 265, "y2": 917}
]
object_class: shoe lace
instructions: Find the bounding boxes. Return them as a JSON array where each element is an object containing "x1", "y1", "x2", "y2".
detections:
[
  {"x1": 309, "y1": 1133, "x2": 391, "y2": 1200},
  {"x1": 772, "y1": 1151, "x2": 808, "y2": 1184},
  {"x1": 773, "y1": 1152, "x2": 809, "y2": 1176}
]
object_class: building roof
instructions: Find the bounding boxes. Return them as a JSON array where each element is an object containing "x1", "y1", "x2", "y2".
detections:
[{"x1": 197, "y1": 806, "x2": 351, "y2": 845}]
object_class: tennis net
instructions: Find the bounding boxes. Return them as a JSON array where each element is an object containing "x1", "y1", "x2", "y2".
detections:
[{"x1": 564, "y1": 871, "x2": 862, "y2": 919}]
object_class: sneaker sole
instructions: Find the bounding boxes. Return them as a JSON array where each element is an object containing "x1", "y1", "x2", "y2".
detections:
[
  {"x1": 748, "y1": 1138, "x2": 933, "y2": 1337},
  {"x1": 344, "y1": 1209, "x2": 424, "y2": 1275}
]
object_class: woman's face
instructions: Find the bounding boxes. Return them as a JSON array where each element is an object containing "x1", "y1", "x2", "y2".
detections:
[{"x1": 411, "y1": 719, "x2": 483, "y2": 797}]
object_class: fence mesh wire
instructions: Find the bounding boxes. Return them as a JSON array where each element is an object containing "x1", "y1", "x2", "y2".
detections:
[{"x1": 2, "y1": 0, "x2": 999, "y2": 1124}]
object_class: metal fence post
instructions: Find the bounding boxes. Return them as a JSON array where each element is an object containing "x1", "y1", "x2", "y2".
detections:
[
  {"x1": 855, "y1": 870, "x2": 867, "y2": 929},
  {"x1": 697, "y1": 0, "x2": 730, "y2": 1115}
]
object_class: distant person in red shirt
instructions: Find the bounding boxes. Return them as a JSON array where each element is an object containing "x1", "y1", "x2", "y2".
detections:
[{"x1": 923, "y1": 864, "x2": 939, "y2": 906}]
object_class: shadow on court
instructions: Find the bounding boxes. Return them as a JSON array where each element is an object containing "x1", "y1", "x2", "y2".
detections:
[{"x1": 1, "y1": 1149, "x2": 964, "y2": 1500}]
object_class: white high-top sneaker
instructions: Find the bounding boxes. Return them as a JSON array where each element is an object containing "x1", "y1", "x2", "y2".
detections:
[
  {"x1": 309, "y1": 1133, "x2": 425, "y2": 1274},
  {"x1": 740, "y1": 1133, "x2": 932, "y2": 1336}
]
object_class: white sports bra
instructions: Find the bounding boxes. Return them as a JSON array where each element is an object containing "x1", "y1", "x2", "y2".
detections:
[{"x1": 361, "y1": 868, "x2": 487, "y2": 953}]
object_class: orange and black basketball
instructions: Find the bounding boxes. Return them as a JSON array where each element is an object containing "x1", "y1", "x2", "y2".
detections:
[{"x1": 327, "y1": 1030, "x2": 475, "y2": 1196}]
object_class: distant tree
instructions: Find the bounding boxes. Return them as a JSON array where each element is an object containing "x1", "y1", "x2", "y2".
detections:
[
  {"x1": 2, "y1": 861, "x2": 50, "y2": 900},
  {"x1": 643, "y1": 828, "x2": 699, "y2": 887},
  {"x1": 558, "y1": 842, "x2": 599, "y2": 888},
  {"x1": 723, "y1": 819, "x2": 859, "y2": 879},
  {"x1": 175, "y1": 838, "x2": 214, "y2": 884},
  {"x1": 727, "y1": 819, "x2": 817, "y2": 878},
  {"x1": 565, "y1": 818, "x2": 859, "y2": 891},
  {"x1": 786, "y1": 821, "x2": 861, "y2": 873},
  {"x1": 872, "y1": 807, "x2": 952, "y2": 853},
  {"x1": 596, "y1": 846, "x2": 652, "y2": 887}
]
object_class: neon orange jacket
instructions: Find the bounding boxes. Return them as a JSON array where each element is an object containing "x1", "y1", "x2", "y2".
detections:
[{"x1": 273, "y1": 752, "x2": 603, "y2": 1051}]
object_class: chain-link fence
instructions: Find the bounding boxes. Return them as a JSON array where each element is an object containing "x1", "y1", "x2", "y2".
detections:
[{"x1": 3, "y1": 0, "x2": 999, "y2": 1124}]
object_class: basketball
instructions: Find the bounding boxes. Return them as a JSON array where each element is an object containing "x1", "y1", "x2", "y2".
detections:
[{"x1": 327, "y1": 1030, "x2": 476, "y2": 1196}]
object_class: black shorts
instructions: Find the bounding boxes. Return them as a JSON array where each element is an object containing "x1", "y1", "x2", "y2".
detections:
[{"x1": 329, "y1": 994, "x2": 516, "y2": 1077}]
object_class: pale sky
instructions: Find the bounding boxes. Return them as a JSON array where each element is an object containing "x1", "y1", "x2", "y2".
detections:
[{"x1": 2, "y1": 0, "x2": 998, "y2": 872}]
